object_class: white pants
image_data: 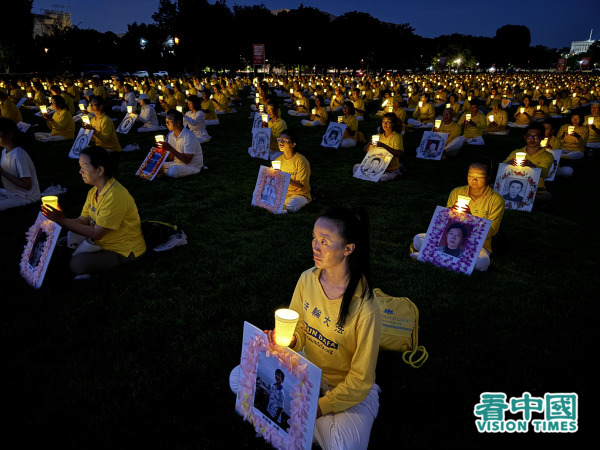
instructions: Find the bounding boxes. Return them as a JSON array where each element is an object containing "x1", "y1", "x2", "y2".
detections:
[
  {"x1": 507, "y1": 122, "x2": 528, "y2": 128},
  {"x1": 163, "y1": 162, "x2": 201, "y2": 178},
  {"x1": 586, "y1": 142, "x2": 600, "y2": 149},
  {"x1": 561, "y1": 150, "x2": 583, "y2": 160},
  {"x1": 353, "y1": 164, "x2": 400, "y2": 182},
  {"x1": 301, "y1": 119, "x2": 324, "y2": 126},
  {"x1": 137, "y1": 125, "x2": 166, "y2": 133},
  {"x1": 413, "y1": 232, "x2": 491, "y2": 271},
  {"x1": 0, "y1": 189, "x2": 35, "y2": 211},
  {"x1": 407, "y1": 118, "x2": 433, "y2": 128},
  {"x1": 444, "y1": 137, "x2": 465, "y2": 156},
  {"x1": 284, "y1": 195, "x2": 309, "y2": 212},
  {"x1": 327, "y1": 106, "x2": 342, "y2": 112},
  {"x1": 457, "y1": 136, "x2": 485, "y2": 146},
  {"x1": 288, "y1": 110, "x2": 308, "y2": 117},
  {"x1": 205, "y1": 119, "x2": 220, "y2": 126},
  {"x1": 339, "y1": 138, "x2": 356, "y2": 148},
  {"x1": 557, "y1": 166, "x2": 573, "y2": 177},
  {"x1": 34, "y1": 132, "x2": 66, "y2": 142},
  {"x1": 229, "y1": 366, "x2": 380, "y2": 450},
  {"x1": 313, "y1": 382, "x2": 381, "y2": 450}
]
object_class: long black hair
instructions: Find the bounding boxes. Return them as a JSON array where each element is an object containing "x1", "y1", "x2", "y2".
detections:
[{"x1": 319, "y1": 207, "x2": 373, "y2": 327}]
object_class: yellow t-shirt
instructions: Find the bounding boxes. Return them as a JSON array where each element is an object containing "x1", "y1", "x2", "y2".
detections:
[
  {"x1": 413, "y1": 102, "x2": 435, "y2": 123},
  {"x1": 446, "y1": 185, "x2": 505, "y2": 253},
  {"x1": 289, "y1": 268, "x2": 380, "y2": 415},
  {"x1": 0, "y1": 98, "x2": 23, "y2": 123},
  {"x1": 438, "y1": 121, "x2": 461, "y2": 144},
  {"x1": 201, "y1": 100, "x2": 217, "y2": 120},
  {"x1": 557, "y1": 124, "x2": 589, "y2": 152},
  {"x1": 91, "y1": 113, "x2": 121, "y2": 151},
  {"x1": 376, "y1": 131, "x2": 403, "y2": 171},
  {"x1": 504, "y1": 147, "x2": 554, "y2": 189},
  {"x1": 50, "y1": 109, "x2": 75, "y2": 138},
  {"x1": 342, "y1": 116, "x2": 359, "y2": 140},
  {"x1": 275, "y1": 152, "x2": 311, "y2": 202},
  {"x1": 352, "y1": 98, "x2": 365, "y2": 117},
  {"x1": 80, "y1": 178, "x2": 146, "y2": 257},
  {"x1": 459, "y1": 112, "x2": 487, "y2": 138}
]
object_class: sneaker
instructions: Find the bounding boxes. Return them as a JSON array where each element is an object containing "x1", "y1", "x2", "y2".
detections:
[{"x1": 153, "y1": 230, "x2": 188, "y2": 252}]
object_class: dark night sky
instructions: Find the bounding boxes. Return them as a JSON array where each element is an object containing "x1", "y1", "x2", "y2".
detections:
[{"x1": 33, "y1": 0, "x2": 599, "y2": 50}]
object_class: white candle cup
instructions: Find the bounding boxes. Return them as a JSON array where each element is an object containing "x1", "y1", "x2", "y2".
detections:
[
  {"x1": 434, "y1": 119, "x2": 442, "y2": 128},
  {"x1": 155, "y1": 135, "x2": 165, "y2": 144},
  {"x1": 465, "y1": 114, "x2": 472, "y2": 121},
  {"x1": 338, "y1": 116, "x2": 343, "y2": 123},
  {"x1": 176, "y1": 106, "x2": 183, "y2": 112},
  {"x1": 40, "y1": 105, "x2": 47, "y2": 114},
  {"x1": 271, "y1": 160, "x2": 281, "y2": 170},
  {"x1": 446, "y1": 103, "x2": 451, "y2": 109},
  {"x1": 274, "y1": 309, "x2": 299, "y2": 347},
  {"x1": 371, "y1": 135, "x2": 380, "y2": 145},
  {"x1": 552, "y1": 100, "x2": 557, "y2": 105},
  {"x1": 312, "y1": 108, "x2": 316, "y2": 115},
  {"x1": 127, "y1": 106, "x2": 133, "y2": 114},
  {"x1": 41, "y1": 196, "x2": 59, "y2": 210},
  {"x1": 27, "y1": 92, "x2": 32, "y2": 98},
  {"x1": 520, "y1": 107, "x2": 525, "y2": 114},
  {"x1": 455, "y1": 195, "x2": 471, "y2": 212},
  {"x1": 418, "y1": 101, "x2": 423, "y2": 108},
  {"x1": 387, "y1": 106, "x2": 393, "y2": 112},
  {"x1": 82, "y1": 115, "x2": 90, "y2": 125},
  {"x1": 588, "y1": 117, "x2": 594, "y2": 125},
  {"x1": 540, "y1": 138, "x2": 548, "y2": 147},
  {"x1": 568, "y1": 126, "x2": 575, "y2": 135},
  {"x1": 261, "y1": 113, "x2": 268, "y2": 122},
  {"x1": 79, "y1": 103, "x2": 86, "y2": 111},
  {"x1": 489, "y1": 115, "x2": 495, "y2": 123},
  {"x1": 515, "y1": 152, "x2": 526, "y2": 166}
]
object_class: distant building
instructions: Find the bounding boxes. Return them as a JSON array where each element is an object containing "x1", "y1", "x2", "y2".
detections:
[
  {"x1": 569, "y1": 30, "x2": 595, "y2": 54},
  {"x1": 33, "y1": 6, "x2": 71, "y2": 37}
]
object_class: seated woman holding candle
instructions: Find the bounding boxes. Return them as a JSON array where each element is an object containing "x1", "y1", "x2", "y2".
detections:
[
  {"x1": 508, "y1": 96, "x2": 535, "y2": 128},
  {"x1": 35, "y1": 95, "x2": 75, "y2": 142},
  {"x1": 200, "y1": 90, "x2": 220, "y2": 126},
  {"x1": 532, "y1": 97, "x2": 549, "y2": 121},
  {"x1": 557, "y1": 113, "x2": 588, "y2": 160},
  {"x1": 135, "y1": 94, "x2": 165, "y2": 133},
  {"x1": 41, "y1": 146, "x2": 146, "y2": 278},
  {"x1": 353, "y1": 113, "x2": 404, "y2": 181},
  {"x1": 82, "y1": 97, "x2": 122, "y2": 152},
  {"x1": 261, "y1": 207, "x2": 381, "y2": 450},
  {"x1": 0, "y1": 118, "x2": 40, "y2": 211},
  {"x1": 485, "y1": 101, "x2": 508, "y2": 135},
  {"x1": 160, "y1": 109, "x2": 204, "y2": 178},
  {"x1": 251, "y1": 103, "x2": 286, "y2": 160},
  {"x1": 158, "y1": 87, "x2": 178, "y2": 116},
  {"x1": 301, "y1": 95, "x2": 328, "y2": 127},
  {"x1": 112, "y1": 84, "x2": 136, "y2": 113},
  {"x1": 339, "y1": 101, "x2": 359, "y2": 149},
  {"x1": 288, "y1": 91, "x2": 310, "y2": 117},
  {"x1": 272, "y1": 129, "x2": 311, "y2": 213},
  {"x1": 28, "y1": 81, "x2": 47, "y2": 108},
  {"x1": 407, "y1": 93, "x2": 435, "y2": 128},
  {"x1": 411, "y1": 156, "x2": 505, "y2": 271},
  {"x1": 183, "y1": 95, "x2": 211, "y2": 143},
  {"x1": 327, "y1": 86, "x2": 345, "y2": 112}
]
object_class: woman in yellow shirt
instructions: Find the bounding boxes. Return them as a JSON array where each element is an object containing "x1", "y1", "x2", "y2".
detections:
[{"x1": 42, "y1": 146, "x2": 146, "y2": 278}]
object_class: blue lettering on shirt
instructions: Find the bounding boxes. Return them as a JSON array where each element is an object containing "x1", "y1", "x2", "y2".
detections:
[{"x1": 305, "y1": 323, "x2": 338, "y2": 349}]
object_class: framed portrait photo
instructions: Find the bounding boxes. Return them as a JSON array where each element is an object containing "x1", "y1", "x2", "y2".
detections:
[
  {"x1": 249, "y1": 128, "x2": 271, "y2": 160},
  {"x1": 416, "y1": 131, "x2": 448, "y2": 160},
  {"x1": 494, "y1": 163, "x2": 541, "y2": 212},
  {"x1": 20, "y1": 212, "x2": 62, "y2": 288},
  {"x1": 17, "y1": 122, "x2": 31, "y2": 133},
  {"x1": 251, "y1": 165, "x2": 291, "y2": 214},
  {"x1": 320, "y1": 122, "x2": 346, "y2": 148},
  {"x1": 136, "y1": 148, "x2": 170, "y2": 181},
  {"x1": 235, "y1": 322, "x2": 322, "y2": 450},
  {"x1": 68, "y1": 128, "x2": 94, "y2": 159},
  {"x1": 353, "y1": 148, "x2": 393, "y2": 182},
  {"x1": 418, "y1": 206, "x2": 492, "y2": 275},
  {"x1": 116, "y1": 113, "x2": 137, "y2": 134},
  {"x1": 545, "y1": 149, "x2": 562, "y2": 182}
]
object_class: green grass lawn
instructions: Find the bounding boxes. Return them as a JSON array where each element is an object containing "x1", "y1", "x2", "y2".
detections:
[{"x1": 2, "y1": 90, "x2": 596, "y2": 449}]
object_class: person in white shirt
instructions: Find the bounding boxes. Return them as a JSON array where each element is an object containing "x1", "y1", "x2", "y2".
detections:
[{"x1": 159, "y1": 109, "x2": 203, "y2": 178}]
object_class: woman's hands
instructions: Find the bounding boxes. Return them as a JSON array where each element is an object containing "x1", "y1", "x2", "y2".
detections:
[
  {"x1": 41, "y1": 204, "x2": 65, "y2": 225},
  {"x1": 264, "y1": 330, "x2": 296, "y2": 348}
]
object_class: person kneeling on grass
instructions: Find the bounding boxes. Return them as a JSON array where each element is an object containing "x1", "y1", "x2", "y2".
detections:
[
  {"x1": 159, "y1": 109, "x2": 204, "y2": 178},
  {"x1": 41, "y1": 146, "x2": 146, "y2": 279},
  {"x1": 272, "y1": 129, "x2": 311, "y2": 213}
]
